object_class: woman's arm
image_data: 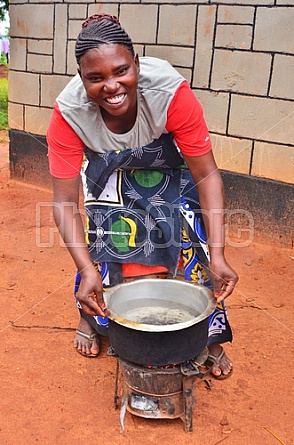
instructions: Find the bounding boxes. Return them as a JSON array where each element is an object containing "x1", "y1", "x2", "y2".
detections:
[
  {"x1": 47, "y1": 105, "x2": 104, "y2": 315},
  {"x1": 182, "y1": 151, "x2": 239, "y2": 301},
  {"x1": 52, "y1": 175, "x2": 105, "y2": 316},
  {"x1": 167, "y1": 82, "x2": 238, "y2": 299}
]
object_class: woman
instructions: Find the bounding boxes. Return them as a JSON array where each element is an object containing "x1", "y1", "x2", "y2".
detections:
[{"x1": 47, "y1": 13, "x2": 238, "y2": 379}]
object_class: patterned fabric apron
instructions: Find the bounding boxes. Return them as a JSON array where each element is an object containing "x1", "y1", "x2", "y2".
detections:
[{"x1": 75, "y1": 134, "x2": 232, "y2": 346}]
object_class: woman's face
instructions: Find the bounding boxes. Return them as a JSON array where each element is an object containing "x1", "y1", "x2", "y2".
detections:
[{"x1": 79, "y1": 44, "x2": 139, "y2": 120}]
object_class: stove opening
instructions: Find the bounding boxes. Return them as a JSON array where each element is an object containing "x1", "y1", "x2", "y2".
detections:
[{"x1": 130, "y1": 393, "x2": 159, "y2": 412}]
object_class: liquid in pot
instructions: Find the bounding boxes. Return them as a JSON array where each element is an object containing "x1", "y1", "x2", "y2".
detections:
[{"x1": 121, "y1": 305, "x2": 200, "y2": 326}]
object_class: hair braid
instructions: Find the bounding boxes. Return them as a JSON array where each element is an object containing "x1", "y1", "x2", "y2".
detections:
[{"x1": 75, "y1": 13, "x2": 135, "y2": 64}]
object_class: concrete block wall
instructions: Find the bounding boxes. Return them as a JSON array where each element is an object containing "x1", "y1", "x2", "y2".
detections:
[
  {"x1": 8, "y1": 1, "x2": 294, "y2": 185},
  {"x1": 8, "y1": 1, "x2": 294, "y2": 245}
]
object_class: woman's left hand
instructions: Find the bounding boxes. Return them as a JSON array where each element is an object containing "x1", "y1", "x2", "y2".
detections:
[{"x1": 209, "y1": 258, "x2": 239, "y2": 302}]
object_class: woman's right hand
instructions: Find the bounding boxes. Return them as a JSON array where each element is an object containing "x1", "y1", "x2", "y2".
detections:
[{"x1": 76, "y1": 265, "x2": 106, "y2": 317}]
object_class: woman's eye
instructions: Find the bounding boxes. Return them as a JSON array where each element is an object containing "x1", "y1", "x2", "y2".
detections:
[
  {"x1": 89, "y1": 76, "x2": 102, "y2": 82},
  {"x1": 117, "y1": 68, "x2": 127, "y2": 76}
]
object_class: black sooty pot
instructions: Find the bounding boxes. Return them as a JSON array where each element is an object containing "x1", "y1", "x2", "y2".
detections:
[{"x1": 104, "y1": 279, "x2": 216, "y2": 366}]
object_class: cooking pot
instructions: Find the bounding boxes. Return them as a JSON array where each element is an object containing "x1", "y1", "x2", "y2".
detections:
[{"x1": 104, "y1": 279, "x2": 216, "y2": 366}]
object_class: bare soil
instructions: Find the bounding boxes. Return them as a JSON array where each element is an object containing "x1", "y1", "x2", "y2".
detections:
[{"x1": 0, "y1": 137, "x2": 293, "y2": 445}]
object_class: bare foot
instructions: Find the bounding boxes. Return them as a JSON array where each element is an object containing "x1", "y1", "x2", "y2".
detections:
[
  {"x1": 208, "y1": 344, "x2": 233, "y2": 379},
  {"x1": 73, "y1": 317, "x2": 100, "y2": 357}
]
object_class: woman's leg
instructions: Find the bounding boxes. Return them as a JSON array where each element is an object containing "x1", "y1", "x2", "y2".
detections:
[
  {"x1": 74, "y1": 316, "x2": 100, "y2": 357},
  {"x1": 73, "y1": 264, "x2": 109, "y2": 357}
]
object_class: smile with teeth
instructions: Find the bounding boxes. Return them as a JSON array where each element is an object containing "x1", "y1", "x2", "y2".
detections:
[{"x1": 105, "y1": 94, "x2": 126, "y2": 105}]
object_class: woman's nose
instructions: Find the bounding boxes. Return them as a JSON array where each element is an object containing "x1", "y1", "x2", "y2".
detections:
[{"x1": 103, "y1": 77, "x2": 118, "y2": 92}]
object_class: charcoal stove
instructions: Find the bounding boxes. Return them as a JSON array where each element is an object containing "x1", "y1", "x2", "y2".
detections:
[
  {"x1": 112, "y1": 348, "x2": 212, "y2": 433},
  {"x1": 104, "y1": 279, "x2": 215, "y2": 432}
]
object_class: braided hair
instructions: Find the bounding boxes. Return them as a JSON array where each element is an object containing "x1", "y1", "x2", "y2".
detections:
[{"x1": 75, "y1": 13, "x2": 135, "y2": 64}]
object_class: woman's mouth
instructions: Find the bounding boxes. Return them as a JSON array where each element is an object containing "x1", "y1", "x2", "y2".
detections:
[{"x1": 105, "y1": 94, "x2": 126, "y2": 105}]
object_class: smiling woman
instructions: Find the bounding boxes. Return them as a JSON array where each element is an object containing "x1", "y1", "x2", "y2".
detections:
[{"x1": 46, "y1": 12, "x2": 238, "y2": 378}]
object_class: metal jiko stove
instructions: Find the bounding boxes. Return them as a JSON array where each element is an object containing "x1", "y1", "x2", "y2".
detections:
[{"x1": 112, "y1": 348, "x2": 212, "y2": 433}]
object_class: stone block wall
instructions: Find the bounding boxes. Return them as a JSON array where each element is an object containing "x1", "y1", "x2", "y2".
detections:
[{"x1": 8, "y1": 1, "x2": 294, "y2": 245}]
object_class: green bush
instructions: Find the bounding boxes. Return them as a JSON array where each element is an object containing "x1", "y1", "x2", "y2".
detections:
[
  {"x1": 0, "y1": 77, "x2": 8, "y2": 130},
  {"x1": 0, "y1": 54, "x2": 8, "y2": 65}
]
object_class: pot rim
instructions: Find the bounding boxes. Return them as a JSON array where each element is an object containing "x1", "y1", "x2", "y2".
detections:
[{"x1": 104, "y1": 279, "x2": 216, "y2": 332}]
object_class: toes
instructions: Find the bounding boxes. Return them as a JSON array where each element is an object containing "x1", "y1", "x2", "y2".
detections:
[
  {"x1": 82, "y1": 343, "x2": 91, "y2": 355},
  {"x1": 221, "y1": 359, "x2": 233, "y2": 375},
  {"x1": 211, "y1": 362, "x2": 232, "y2": 378},
  {"x1": 90, "y1": 339, "x2": 99, "y2": 355},
  {"x1": 218, "y1": 362, "x2": 232, "y2": 376},
  {"x1": 211, "y1": 365, "x2": 222, "y2": 377},
  {"x1": 209, "y1": 348, "x2": 233, "y2": 378},
  {"x1": 73, "y1": 337, "x2": 90, "y2": 355},
  {"x1": 73, "y1": 334, "x2": 100, "y2": 357}
]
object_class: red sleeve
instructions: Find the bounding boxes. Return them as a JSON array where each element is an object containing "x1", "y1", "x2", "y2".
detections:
[
  {"x1": 166, "y1": 81, "x2": 212, "y2": 156},
  {"x1": 46, "y1": 103, "x2": 84, "y2": 178}
]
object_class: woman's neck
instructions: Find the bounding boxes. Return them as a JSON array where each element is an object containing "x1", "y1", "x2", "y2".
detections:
[{"x1": 101, "y1": 105, "x2": 137, "y2": 134}]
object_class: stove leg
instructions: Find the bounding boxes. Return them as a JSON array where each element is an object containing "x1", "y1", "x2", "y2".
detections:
[
  {"x1": 114, "y1": 359, "x2": 128, "y2": 434},
  {"x1": 183, "y1": 375, "x2": 194, "y2": 433},
  {"x1": 119, "y1": 390, "x2": 128, "y2": 434},
  {"x1": 114, "y1": 359, "x2": 120, "y2": 409}
]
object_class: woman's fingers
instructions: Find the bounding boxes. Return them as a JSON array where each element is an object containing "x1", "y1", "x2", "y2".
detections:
[
  {"x1": 211, "y1": 260, "x2": 239, "y2": 302},
  {"x1": 77, "y1": 291, "x2": 106, "y2": 317},
  {"x1": 214, "y1": 275, "x2": 238, "y2": 302},
  {"x1": 76, "y1": 270, "x2": 105, "y2": 316}
]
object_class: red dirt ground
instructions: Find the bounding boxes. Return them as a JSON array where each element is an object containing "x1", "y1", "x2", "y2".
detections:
[{"x1": 0, "y1": 137, "x2": 293, "y2": 445}]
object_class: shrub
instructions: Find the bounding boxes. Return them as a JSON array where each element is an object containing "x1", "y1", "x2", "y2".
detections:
[{"x1": 0, "y1": 77, "x2": 8, "y2": 130}]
